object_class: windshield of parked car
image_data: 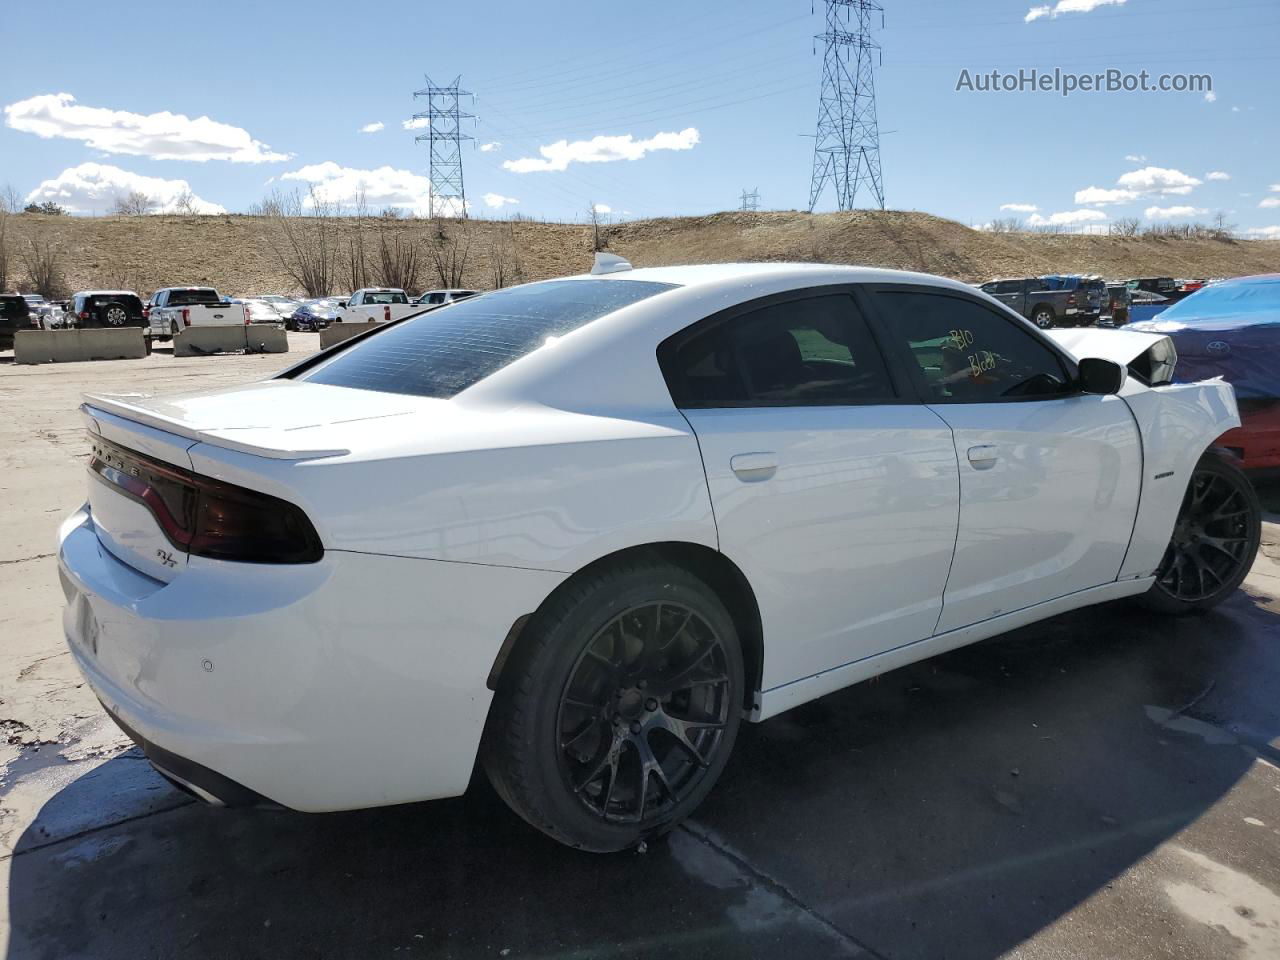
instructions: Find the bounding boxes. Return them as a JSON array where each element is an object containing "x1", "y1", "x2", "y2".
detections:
[
  {"x1": 1158, "y1": 280, "x2": 1280, "y2": 321},
  {"x1": 166, "y1": 289, "x2": 222, "y2": 306},
  {"x1": 296, "y1": 278, "x2": 677, "y2": 398}
]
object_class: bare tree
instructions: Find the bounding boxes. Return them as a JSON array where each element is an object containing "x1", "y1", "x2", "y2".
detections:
[
  {"x1": 248, "y1": 192, "x2": 287, "y2": 217},
  {"x1": 172, "y1": 189, "x2": 199, "y2": 216},
  {"x1": 1211, "y1": 211, "x2": 1236, "y2": 240},
  {"x1": 24, "y1": 201, "x2": 65, "y2": 215},
  {"x1": 263, "y1": 188, "x2": 338, "y2": 298},
  {"x1": 112, "y1": 191, "x2": 156, "y2": 216},
  {"x1": 487, "y1": 222, "x2": 525, "y2": 289},
  {"x1": 1109, "y1": 217, "x2": 1140, "y2": 237},
  {"x1": 426, "y1": 219, "x2": 473, "y2": 288},
  {"x1": 374, "y1": 227, "x2": 421, "y2": 291},
  {"x1": 19, "y1": 237, "x2": 67, "y2": 299},
  {"x1": 0, "y1": 206, "x2": 9, "y2": 292},
  {"x1": 986, "y1": 217, "x2": 1022, "y2": 233}
]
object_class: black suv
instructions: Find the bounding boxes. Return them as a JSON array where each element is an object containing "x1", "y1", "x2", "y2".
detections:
[
  {"x1": 0, "y1": 294, "x2": 33, "y2": 350},
  {"x1": 70, "y1": 291, "x2": 146, "y2": 329}
]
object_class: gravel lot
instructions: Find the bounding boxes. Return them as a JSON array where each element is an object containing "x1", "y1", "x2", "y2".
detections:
[{"x1": 1, "y1": 335, "x2": 1278, "y2": 960}]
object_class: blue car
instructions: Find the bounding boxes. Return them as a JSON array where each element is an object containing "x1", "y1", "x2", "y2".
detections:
[{"x1": 287, "y1": 298, "x2": 343, "y2": 331}]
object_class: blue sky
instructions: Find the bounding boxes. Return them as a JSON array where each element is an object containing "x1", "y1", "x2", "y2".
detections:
[{"x1": 1, "y1": 0, "x2": 1276, "y2": 235}]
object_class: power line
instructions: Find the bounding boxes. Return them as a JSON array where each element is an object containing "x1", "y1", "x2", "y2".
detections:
[
  {"x1": 809, "y1": 0, "x2": 885, "y2": 212},
  {"x1": 740, "y1": 188, "x2": 760, "y2": 212}
]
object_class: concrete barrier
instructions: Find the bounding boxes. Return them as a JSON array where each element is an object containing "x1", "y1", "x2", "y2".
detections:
[
  {"x1": 15, "y1": 328, "x2": 148, "y2": 365},
  {"x1": 173, "y1": 325, "x2": 289, "y2": 356},
  {"x1": 319, "y1": 321, "x2": 386, "y2": 350}
]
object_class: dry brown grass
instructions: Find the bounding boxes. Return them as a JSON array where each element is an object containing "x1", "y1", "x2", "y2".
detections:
[{"x1": 5, "y1": 209, "x2": 1279, "y2": 298}]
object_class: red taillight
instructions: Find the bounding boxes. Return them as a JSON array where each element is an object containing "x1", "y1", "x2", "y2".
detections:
[
  {"x1": 182, "y1": 308, "x2": 191, "y2": 327},
  {"x1": 384, "y1": 304, "x2": 391, "y2": 322},
  {"x1": 79, "y1": 310, "x2": 90, "y2": 320},
  {"x1": 143, "y1": 307, "x2": 151, "y2": 320},
  {"x1": 1066, "y1": 294, "x2": 1077, "y2": 305},
  {"x1": 244, "y1": 305, "x2": 251, "y2": 325},
  {"x1": 87, "y1": 436, "x2": 323, "y2": 564}
]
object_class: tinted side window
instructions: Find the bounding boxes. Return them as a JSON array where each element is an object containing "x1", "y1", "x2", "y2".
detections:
[
  {"x1": 875, "y1": 291, "x2": 1072, "y2": 402},
  {"x1": 662, "y1": 294, "x2": 895, "y2": 408},
  {"x1": 992, "y1": 280, "x2": 1023, "y2": 295}
]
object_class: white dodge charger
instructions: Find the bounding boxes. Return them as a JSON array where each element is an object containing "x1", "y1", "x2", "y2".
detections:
[{"x1": 59, "y1": 259, "x2": 1259, "y2": 852}]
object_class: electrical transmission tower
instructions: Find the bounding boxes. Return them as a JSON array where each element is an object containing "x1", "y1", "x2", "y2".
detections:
[
  {"x1": 807, "y1": 0, "x2": 885, "y2": 212},
  {"x1": 740, "y1": 188, "x2": 760, "y2": 212},
  {"x1": 412, "y1": 76, "x2": 474, "y2": 218}
]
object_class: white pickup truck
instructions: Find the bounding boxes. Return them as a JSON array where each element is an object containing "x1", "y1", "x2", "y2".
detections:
[
  {"x1": 339, "y1": 288, "x2": 420, "y2": 324},
  {"x1": 148, "y1": 287, "x2": 248, "y2": 340}
]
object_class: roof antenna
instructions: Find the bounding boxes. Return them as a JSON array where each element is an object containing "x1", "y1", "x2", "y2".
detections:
[{"x1": 591, "y1": 252, "x2": 633, "y2": 275}]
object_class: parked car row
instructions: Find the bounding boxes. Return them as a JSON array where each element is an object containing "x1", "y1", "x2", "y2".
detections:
[{"x1": 978, "y1": 274, "x2": 1224, "y2": 329}]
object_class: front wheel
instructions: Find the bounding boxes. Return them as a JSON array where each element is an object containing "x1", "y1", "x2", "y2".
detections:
[
  {"x1": 483, "y1": 559, "x2": 744, "y2": 852},
  {"x1": 1140, "y1": 454, "x2": 1261, "y2": 614}
]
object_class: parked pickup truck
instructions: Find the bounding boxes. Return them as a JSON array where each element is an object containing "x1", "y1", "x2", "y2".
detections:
[
  {"x1": 339, "y1": 288, "x2": 420, "y2": 324},
  {"x1": 148, "y1": 287, "x2": 248, "y2": 340},
  {"x1": 978, "y1": 277, "x2": 1091, "y2": 329}
]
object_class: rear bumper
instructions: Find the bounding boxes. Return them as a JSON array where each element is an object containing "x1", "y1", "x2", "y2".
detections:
[{"x1": 58, "y1": 505, "x2": 564, "y2": 812}]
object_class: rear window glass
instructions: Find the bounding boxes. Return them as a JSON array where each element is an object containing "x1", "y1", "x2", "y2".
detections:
[
  {"x1": 166, "y1": 289, "x2": 221, "y2": 306},
  {"x1": 85, "y1": 295, "x2": 143, "y2": 311},
  {"x1": 0, "y1": 296, "x2": 30, "y2": 319},
  {"x1": 363, "y1": 291, "x2": 408, "y2": 304},
  {"x1": 298, "y1": 279, "x2": 677, "y2": 398}
]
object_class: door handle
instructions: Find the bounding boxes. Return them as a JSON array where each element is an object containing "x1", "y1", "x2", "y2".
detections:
[
  {"x1": 730, "y1": 452, "x2": 777, "y2": 482},
  {"x1": 967, "y1": 444, "x2": 998, "y2": 469}
]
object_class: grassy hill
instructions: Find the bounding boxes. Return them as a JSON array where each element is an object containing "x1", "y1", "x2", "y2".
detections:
[{"x1": 5, "y1": 209, "x2": 1279, "y2": 298}]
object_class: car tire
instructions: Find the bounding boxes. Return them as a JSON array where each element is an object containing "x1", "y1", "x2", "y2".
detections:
[
  {"x1": 1138, "y1": 453, "x2": 1261, "y2": 615},
  {"x1": 1031, "y1": 305, "x2": 1055, "y2": 328},
  {"x1": 483, "y1": 557, "x2": 745, "y2": 853},
  {"x1": 99, "y1": 301, "x2": 129, "y2": 327}
]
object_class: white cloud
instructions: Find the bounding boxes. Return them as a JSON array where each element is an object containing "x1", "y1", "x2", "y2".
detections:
[
  {"x1": 359, "y1": 121, "x2": 384, "y2": 134},
  {"x1": 479, "y1": 141, "x2": 501, "y2": 152},
  {"x1": 1205, "y1": 171, "x2": 1230, "y2": 181},
  {"x1": 1116, "y1": 166, "x2": 1202, "y2": 196},
  {"x1": 281, "y1": 161, "x2": 434, "y2": 215},
  {"x1": 1204, "y1": 91, "x2": 1217, "y2": 103},
  {"x1": 591, "y1": 203, "x2": 613, "y2": 214},
  {"x1": 1144, "y1": 205, "x2": 1208, "y2": 219},
  {"x1": 1124, "y1": 154, "x2": 1146, "y2": 164},
  {"x1": 24, "y1": 162, "x2": 225, "y2": 214},
  {"x1": 504, "y1": 127, "x2": 700, "y2": 174},
  {"x1": 1074, "y1": 186, "x2": 1138, "y2": 206},
  {"x1": 482, "y1": 192, "x2": 519, "y2": 209},
  {"x1": 999, "y1": 202, "x2": 1038, "y2": 212},
  {"x1": 1243, "y1": 226, "x2": 1280, "y2": 239},
  {"x1": 402, "y1": 117, "x2": 429, "y2": 130},
  {"x1": 1270, "y1": 184, "x2": 1280, "y2": 192},
  {"x1": 3, "y1": 92, "x2": 289, "y2": 163},
  {"x1": 1025, "y1": 0, "x2": 1125, "y2": 22},
  {"x1": 1028, "y1": 209, "x2": 1107, "y2": 226},
  {"x1": 1231, "y1": 106, "x2": 1241, "y2": 113},
  {"x1": 1260, "y1": 197, "x2": 1280, "y2": 209}
]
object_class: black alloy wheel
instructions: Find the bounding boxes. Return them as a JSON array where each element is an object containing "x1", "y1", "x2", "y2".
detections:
[
  {"x1": 1148, "y1": 455, "x2": 1260, "y2": 611},
  {"x1": 557, "y1": 601, "x2": 733, "y2": 824}
]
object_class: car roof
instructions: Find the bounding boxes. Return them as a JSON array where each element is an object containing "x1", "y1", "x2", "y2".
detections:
[
  {"x1": 74, "y1": 290, "x2": 140, "y2": 296},
  {"x1": 1210, "y1": 273, "x2": 1280, "y2": 287},
  {"x1": 570, "y1": 261, "x2": 979, "y2": 294}
]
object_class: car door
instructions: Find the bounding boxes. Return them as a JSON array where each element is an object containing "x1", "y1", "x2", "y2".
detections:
[
  {"x1": 660, "y1": 289, "x2": 961, "y2": 689},
  {"x1": 869, "y1": 286, "x2": 1142, "y2": 633}
]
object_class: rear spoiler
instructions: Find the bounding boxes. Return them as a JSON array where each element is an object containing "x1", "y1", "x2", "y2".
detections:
[{"x1": 81, "y1": 395, "x2": 350, "y2": 461}]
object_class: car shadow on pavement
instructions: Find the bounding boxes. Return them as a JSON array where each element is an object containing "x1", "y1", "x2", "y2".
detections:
[{"x1": 7, "y1": 592, "x2": 1278, "y2": 960}]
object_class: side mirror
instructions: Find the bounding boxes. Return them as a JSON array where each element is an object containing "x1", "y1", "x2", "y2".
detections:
[
  {"x1": 1078, "y1": 357, "x2": 1126, "y2": 395},
  {"x1": 336, "y1": 301, "x2": 347, "y2": 308}
]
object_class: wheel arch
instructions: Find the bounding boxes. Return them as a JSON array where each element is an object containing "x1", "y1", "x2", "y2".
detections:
[{"x1": 485, "y1": 541, "x2": 766, "y2": 715}]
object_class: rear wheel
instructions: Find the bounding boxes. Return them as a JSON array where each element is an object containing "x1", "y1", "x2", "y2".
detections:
[
  {"x1": 1140, "y1": 454, "x2": 1260, "y2": 614},
  {"x1": 1031, "y1": 305, "x2": 1055, "y2": 328},
  {"x1": 483, "y1": 559, "x2": 744, "y2": 852}
]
